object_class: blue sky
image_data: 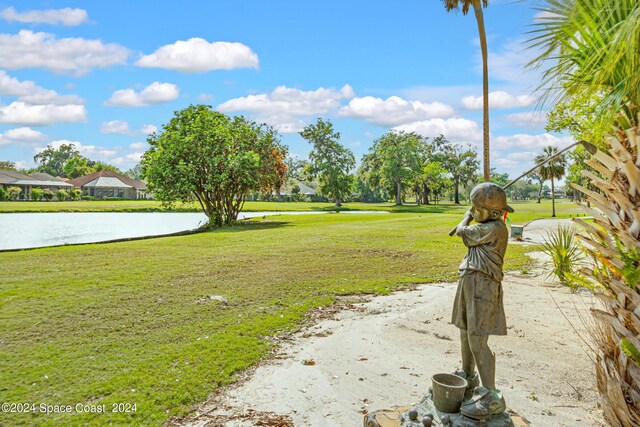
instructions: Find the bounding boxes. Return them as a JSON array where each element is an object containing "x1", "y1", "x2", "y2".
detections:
[{"x1": 0, "y1": 0, "x2": 570, "y2": 178}]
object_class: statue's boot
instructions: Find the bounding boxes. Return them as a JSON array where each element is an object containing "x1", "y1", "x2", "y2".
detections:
[
  {"x1": 453, "y1": 370, "x2": 479, "y2": 399},
  {"x1": 460, "y1": 386, "x2": 506, "y2": 420}
]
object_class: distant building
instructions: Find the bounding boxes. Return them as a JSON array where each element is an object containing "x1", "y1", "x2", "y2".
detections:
[
  {"x1": 0, "y1": 170, "x2": 74, "y2": 199},
  {"x1": 67, "y1": 171, "x2": 148, "y2": 199}
]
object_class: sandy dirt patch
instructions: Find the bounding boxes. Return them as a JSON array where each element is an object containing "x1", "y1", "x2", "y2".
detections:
[{"x1": 178, "y1": 249, "x2": 604, "y2": 427}]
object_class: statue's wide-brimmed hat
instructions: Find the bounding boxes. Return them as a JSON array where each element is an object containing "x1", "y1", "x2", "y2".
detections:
[{"x1": 470, "y1": 183, "x2": 514, "y2": 213}]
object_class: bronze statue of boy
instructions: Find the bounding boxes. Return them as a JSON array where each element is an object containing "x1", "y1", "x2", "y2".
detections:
[{"x1": 452, "y1": 182, "x2": 513, "y2": 420}]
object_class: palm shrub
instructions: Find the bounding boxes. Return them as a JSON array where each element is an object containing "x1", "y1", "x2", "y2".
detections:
[
  {"x1": 55, "y1": 189, "x2": 68, "y2": 201},
  {"x1": 541, "y1": 225, "x2": 584, "y2": 290},
  {"x1": 571, "y1": 112, "x2": 640, "y2": 426},
  {"x1": 42, "y1": 189, "x2": 54, "y2": 201},
  {"x1": 0, "y1": 186, "x2": 8, "y2": 201},
  {"x1": 70, "y1": 189, "x2": 82, "y2": 200},
  {"x1": 30, "y1": 188, "x2": 43, "y2": 201}
]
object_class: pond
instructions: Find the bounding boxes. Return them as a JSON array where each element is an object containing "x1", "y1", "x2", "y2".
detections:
[{"x1": 0, "y1": 211, "x2": 386, "y2": 250}]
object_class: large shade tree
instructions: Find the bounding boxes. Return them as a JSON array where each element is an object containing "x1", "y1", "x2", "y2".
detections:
[
  {"x1": 142, "y1": 105, "x2": 287, "y2": 227},
  {"x1": 360, "y1": 131, "x2": 424, "y2": 205},
  {"x1": 300, "y1": 118, "x2": 354, "y2": 207},
  {"x1": 443, "y1": 0, "x2": 491, "y2": 182},
  {"x1": 534, "y1": 146, "x2": 566, "y2": 218}
]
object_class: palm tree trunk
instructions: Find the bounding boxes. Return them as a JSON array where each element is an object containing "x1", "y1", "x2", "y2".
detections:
[
  {"x1": 472, "y1": 0, "x2": 490, "y2": 182},
  {"x1": 551, "y1": 177, "x2": 556, "y2": 217}
]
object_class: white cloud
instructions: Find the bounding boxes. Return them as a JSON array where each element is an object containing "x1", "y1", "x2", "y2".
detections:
[
  {"x1": 126, "y1": 152, "x2": 144, "y2": 162},
  {"x1": 0, "y1": 127, "x2": 46, "y2": 145},
  {"x1": 104, "y1": 82, "x2": 179, "y2": 107},
  {"x1": 198, "y1": 93, "x2": 214, "y2": 102},
  {"x1": 0, "y1": 70, "x2": 84, "y2": 105},
  {"x1": 136, "y1": 38, "x2": 258, "y2": 72},
  {"x1": 100, "y1": 120, "x2": 131, "y2": 134},
  {"x1": 339, "y1": 96, "x2": 455, "y2": 126},
  {"x1": 503, "y1": 111, "x2": 547, "y2": 129},
  {"x1": 493, "y1": 133, "x2": 572, "y2": 150},
  {"x1": 461, "y1": 91, "x2": 536, "y2": 110},
  {"x1": 140, "y1": 124, "x2": 157, "y2": 135},
  {"x1": 0, "y1": 7, "x2": 88, "y2": 26},
  {"x1": 37, "y1": 140, "x2": 117, "y2": 161},
  {"x1": 129, "y1": 142, "x2": 147, "y2": 150},
  {"x1": 0, "y1": 30, "x2": 129, "y2": 76},
  {"x1": 217, "y1": 84, "x2": 354, "y2": 133},
  {"x1": 393, "y1": 118, "x2": 482, "y2": 143},
  {"x1": 0, "y1": 102, "x2": 87, "y2": 125}
]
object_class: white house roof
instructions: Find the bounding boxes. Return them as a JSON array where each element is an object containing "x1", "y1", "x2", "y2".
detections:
[
  {"x1": 83, "y1": 177, "x2": 133, "y2": 188},
  {"x1": 12, "y1": 179, "x2": 74, "y2": 187}
]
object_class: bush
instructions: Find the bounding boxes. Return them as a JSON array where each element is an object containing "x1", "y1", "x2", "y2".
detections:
[
  {"x1": 81, "y1": 195, "x2": 94, "y2": 201},
  {"x1": 70, "y1": 189, "x2": 82, "y2": 201},
  {"x1": 541, "y1": 225, "x2": 586, "y2": 290},
  {"x1": 55, "y1": 189, "x2": 68, "y2": 201},
  {"x1": 0, "y1": 186, "x2": 8, "y2": 201},
  {"x1": 30, "y1": 188, "x2": 43, "y2": 201},
  {"x1": 42, "y1": 189, "x2": 54, "y2": 201},
  {"x1": 7, "y1": 186, "x2": 21, "y2": 200}
]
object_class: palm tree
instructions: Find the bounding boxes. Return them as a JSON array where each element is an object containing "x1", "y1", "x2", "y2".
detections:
[
  {"x1": 442, "y1": 0, "x2": 490, "y2": 182},
  {"x1": 527, "y1": 0, "x2": 640, "y2": 126},
  {"x1": 534, "y1": 146, "x2": 565, "y2": 217}
]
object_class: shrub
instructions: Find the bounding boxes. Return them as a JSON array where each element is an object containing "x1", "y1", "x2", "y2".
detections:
[
  {"x1": 55, "y1": 189, "x2": 68, "y2": 201},
  {"x1": 70, "y1": 189, "x2": 82, "y2": 200},
  {"x1": 81, "y1": 195, "x2": 94, "y2": 201},
  {"x1": 7, "y1": 186, "x2": 21, "y2": 200},
  {"x1": 42, "y1": 189, "x2": 54, "y2": 201},
  {"x1": 0, "y1": 186, "x2": 8, "y2": 201},
  {"x1": 541, "y1": 225, "x2": 585, "y2": 290},
  {"x1": 30, "y1": 188, "x2": 43, "y2": 201}
]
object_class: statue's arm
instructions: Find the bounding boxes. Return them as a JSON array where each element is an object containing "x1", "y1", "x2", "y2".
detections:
[{"x1": 455, "y1": 211, "x2": 473, "y2": 237}]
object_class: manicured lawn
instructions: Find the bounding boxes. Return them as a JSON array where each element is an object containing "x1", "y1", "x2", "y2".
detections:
[
  {"x1": 0, "y1": 198, "x2": 586, "y2": 222},
  {"x1": 0, "y1": 212, "x2": 534, "y2": 426}
]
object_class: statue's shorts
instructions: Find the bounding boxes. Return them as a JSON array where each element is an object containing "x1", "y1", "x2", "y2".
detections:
[{"x1": 451, "y1": 271, "x2": 507, "y2": 336}]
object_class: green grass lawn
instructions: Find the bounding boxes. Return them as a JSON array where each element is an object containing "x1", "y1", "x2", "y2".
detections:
[
  {"x1": 0, "y1": 197, "x2": 587, "y2": 222},
  {"x1": 0, "y1": 212, "x2": 535, "y2": 426}
]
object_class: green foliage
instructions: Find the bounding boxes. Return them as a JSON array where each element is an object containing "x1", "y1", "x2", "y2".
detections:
[
  {"x1": 42, "y1": 188, "x2": 54, "y2": 201},
  {"x1": 70, "y1": 189, "x2": 82, "y2": 201},
  {"x1": 535, "y1": 146, "x2": 566, "y2": 217},
  {"x1": 80, "y1": 195, "x2": 95, "y2": 201},
  {"x1": 34, "y1": 144, "x2": 80, "y2": 177},
  {"x1": 125, "y1": 163, "x2": 143, "y2": 181},
  {"x1": 360, "y1": 131, "x2": 424, "y2": 205},
  {"x1": 0, "y1": 186, "x2": 8, "y2": 201},
  {"x1": 30, "y1": 187, "x2": 44, "y2": 201},
  {"x1": 63, "y1": 155, "x2": 93, "y2": 179},
  {"x1": 620, "y1": 338, "x2": 640, "y2": 365},
  {"x1": 436, "y1": 142, "x2": 479, "y2": 204},
  {"x1": 528, "y1": 0, "x2": 640, "y2": 123},
  {"x1": 55, "y1": 189, "x2": 68, "y2": 201},
  {"x1": 300, "y1": 118, "x2": 354, "y2": 207},
  {"x1": 541, "y1": 225, "x2": 585, "y2": 290},
  {"x1": 6, "y1": 186, "x2": 21, "y2": 200},
  {"x1": 142, "y1": 105, "x2": 288, "y2": 228},
  {"x1": 0, "y1": 161, "x2": 16, "y2": 170}
]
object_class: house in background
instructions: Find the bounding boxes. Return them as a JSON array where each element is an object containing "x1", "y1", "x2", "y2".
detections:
[
  {"x1": 0, "y1": 170, "x2": 74, "y2": 199},
  {"x1": 67, "y1": 171, "x2": 148, "y2": 199}
]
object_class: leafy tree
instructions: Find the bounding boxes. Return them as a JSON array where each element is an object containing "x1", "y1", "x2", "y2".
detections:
[
  {"x1": 0, "y1": 187, "x2": 8, "y2": 201},
  {"x1": 284, "y1": 156, "x2": 309, "y2": 181},
  {"x1": 352, "y1": 176, "x2": 386, "y2": 203},
  {"x1": 508, "y1": 179, "x2": 538, "y2": 201},
  {"x1": 534, "y1": 146, "x2": 566, "y2": 217},
  {"x1": 489, "y1": 168, "x2": 509, "y2": 188},
  {"x1": 90, "y1": 161, "x2": 122, "y2": 174},
  {"x1": 63, "y1": 156, "x2": 94, "y2": 179},
  {"x1": 437, "y1": 143, "x2": 479, "y2": 204},
  {"x1": 419, "y1": 161, "x2": 450, "y2": 204},
  {"x1": 34, "y1": 144, "x2": 80, "y2": 177},
  {"x1": 300, "y1": 118, "x2": 355, "y2": 207},
  {"x1": 361, "y1": 131, "x2": 423, "y2": 205},
  {"x1": 142, "y1": 105, "x2": 288, "y2": 228},
  {"x1": 530, "y1": 172, "x2": 544, "y2": 203},
  {"x1": 7, "y1": 186, "x2": 21, "y2": 200},
  {"x1": 0, "y1": 161, "x2": 15, "y2": 170},
  {"x1": 30, "y1": 188, "x2": 43, "y2": 201},
  {"x1": 443, "y1": 0, "x2": 491, "y2": 181},
  {"x1": 125, "y1": 164, "x2": 143, "y2": 181}
]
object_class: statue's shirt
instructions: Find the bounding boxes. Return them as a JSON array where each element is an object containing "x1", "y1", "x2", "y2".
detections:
[{"x1": 458, "y1": 219, "x2": 508, "y2": 282}]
